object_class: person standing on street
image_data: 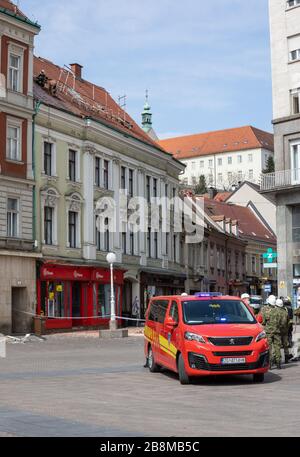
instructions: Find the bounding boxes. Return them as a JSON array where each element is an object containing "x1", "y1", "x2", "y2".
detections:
[
  {"x1": 260, "y1": 295, "x2": 282, "y2": 369},
  {"x1": 276, "y1": 299, "x2": 290, "y2": 364},
  {"x1": 241, "y1": 293, "x2": 250, "y2": 307},
  {"x1": 283, "y1": 297, "x2": 294, "y2": 349}
]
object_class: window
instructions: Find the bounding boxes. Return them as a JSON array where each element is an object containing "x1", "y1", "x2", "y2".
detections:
[
  {"x1": 292, "y1": 206, "x2": 300, "y2": 242},
  {"x1": 228, "y1": 156, "x2": 232, "y2": 165},
  {"x1": 287, "y1": 0, "x2": 300, "y2": 7},
  {"x1": 291, "y1": 89, "x2": 300, "y2": 115},
  {"x1": 68, "y1": 211, "x2": 77, "y2": 248},
  {"x1": 44, "y1": 142, "x2": 53, "y2": 176},
  {"x1": 209, "y1": 159, "x2": 213, "y2": 168},
  {"x1": 252, "y1": 256, "x2": 256, "y2": 274},
  {"x1": 95, "y1": 157, "x2": 101, "y2": 187},
  {"x1": 146, "y1": 176, "x2": 151, "y2": 203},
  {"x1": 9, "y1": 54, "x2": 21, "y2": 92},
  {"x1": 238, "y1": 171, "x2": 243, "y2": 181},
  {"x1": 200, "y1": 160, "x2": 204, "y2": 168},
  {"x1": 121, "y1": 166, "x2": 126, "y2": 190},
  {"x1": 130, "y1": 231, "x2": 134, "y2": 256},
  {"x1": 249, "y1": 169, "x2": 254, "y2": 180},
  {"x1": 147, "y1": 228, "x2": 151, "y2": 257},
  {"x1": 69, "y1": 150, "x2": 76, "y2": 182},
  {"x1": 170, "y1": 301, "x2": 179, "y2": 323},
  {"x1": 237, "y1": 155, "x2": 242, "y2": 164},
  {"x1": 228, "y1": 172, "x2": 233, "y2": 182},
  {"x1": 217, "y1": 173, "x2": 222, "y2": 183},
  {"x1": 7, "y1": 124, "x2": 21, "y2": 161},
  {"x1": 44, "y1": 206, "x2": 53, "y2": 245},
  {"x1": 154, "y1": 232, "x2": 158, "y2": 259},
  {"x1": 7, "y1": 198, "x2": 18, "y2": 237},
  {"x1": 248, "y1": 154, "x2": 253, "y2": 162},
  {"x1": 290, "y1": 49, "x2": 300, "y2": 62},
  {"x1": 218, "y1": 158, "x2": 222, "y2": 166},
  {"x1": 103, "y1": 160, "x2": 109, "y2": 190},
  {"x1": 129, "y1": 169, "x2": 134, "y2": 198},
  {"x1": 166, "y1": 232, "x2": 169, "y2": 256},
  {"x1": 122, "y1": 231, "x2": 127, "y2": 254},
  {"x1": 153, "y1": 178, "x2": 158, "y2": 198}
]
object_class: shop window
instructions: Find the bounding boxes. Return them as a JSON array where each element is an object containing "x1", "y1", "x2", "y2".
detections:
[
  {"x1": 93, "y1": 284, "x2": 121, "y2": 318},
  {"x1": 40, "y1": 281, "x2": 71, "y2": 318}
]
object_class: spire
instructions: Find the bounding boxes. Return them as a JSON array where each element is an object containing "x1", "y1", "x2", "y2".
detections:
[{"x1": 142, "y1": 89, "x2": 152, "y2": 132}]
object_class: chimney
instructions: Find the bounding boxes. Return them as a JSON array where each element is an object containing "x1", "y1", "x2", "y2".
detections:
[
  {"x1": 208, "y1": 187, "x2": 217, "y2": 199},
  {"x1": 70, "y1": 63, "x2": 83, "y2": 79}
]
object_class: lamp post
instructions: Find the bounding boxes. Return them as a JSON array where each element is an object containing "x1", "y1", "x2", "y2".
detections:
[{"x1": 106, "y1": 252, "x2": 117, "y2": 330}]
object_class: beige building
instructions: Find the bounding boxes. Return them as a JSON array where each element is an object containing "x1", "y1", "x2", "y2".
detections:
[{"x1": 0, "y1": 1, "x2": 41, "y2": 334}]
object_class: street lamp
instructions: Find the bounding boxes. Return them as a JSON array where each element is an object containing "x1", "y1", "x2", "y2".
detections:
[{"x1": 106, "y1": 252, "x2": 117, "y2": 330}]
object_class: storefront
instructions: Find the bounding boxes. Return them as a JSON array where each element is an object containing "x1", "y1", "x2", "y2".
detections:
[
  {"x1": 37, "y1": 264, "x2": 124, "y2": 330},
  {"x1": 139, "y1": 271, "x2": 186, "y2": 318}
]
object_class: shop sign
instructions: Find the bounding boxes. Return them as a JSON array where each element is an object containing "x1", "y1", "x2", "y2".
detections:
[{"x1": 262, "y1": 249, "x2": 277, "y2": 269}]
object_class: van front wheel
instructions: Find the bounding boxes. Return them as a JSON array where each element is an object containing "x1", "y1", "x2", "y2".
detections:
[
  {"x1": 148, "y1": 346, "x2": 160, "y2": 373},
  {"x1": 178, "y1": 354, "x2": 190, "y2": 385}
]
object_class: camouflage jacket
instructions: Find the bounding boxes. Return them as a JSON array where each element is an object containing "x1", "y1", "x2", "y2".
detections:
[
  {"x1": 261, "y1": 305, "x2": 283, "y2": 335},
  {"x1": 294, "y1": 307, "x2": 300, "y2": 318},
  {"x1": 277, "y1": 307, "x2": 289, "y2": 334}
]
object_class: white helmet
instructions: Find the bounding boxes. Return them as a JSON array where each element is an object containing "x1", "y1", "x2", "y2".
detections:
[
  {"x1": 267, "y1": 295, "x2": 276, "y2": 306},
  {"x1": 181, "y1": 293, "x2": 188, "y2": 297},
  {"x1": 241, "y1": 293, "x2": 250, "y2": 300},
  {"x1": 276, "y1": 298, "x2": 284, "y2": 308}
]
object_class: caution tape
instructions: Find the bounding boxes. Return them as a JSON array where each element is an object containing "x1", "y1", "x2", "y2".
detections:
[{"x1": 14, "y1": 309, "x2": 145, "y2": 323}]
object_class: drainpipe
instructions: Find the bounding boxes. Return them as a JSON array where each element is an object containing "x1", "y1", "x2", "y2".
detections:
[{"x1": 32, "y1": 100, "x2": 41, "y2": 248}]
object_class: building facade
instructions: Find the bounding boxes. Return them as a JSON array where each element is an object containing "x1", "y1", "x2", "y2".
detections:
[
  {"x1": 33, "y1": 56, "x2": 185, "y2": 330},
  {"x1": 262, "y1": 0, "x2": 300, "y2": 305},
  {"x1": 159, "y1": 126, "x2": 274, "y2": 190},
  {"x1": 0, "y1": 1, "x2": 40, "y2": 334}
]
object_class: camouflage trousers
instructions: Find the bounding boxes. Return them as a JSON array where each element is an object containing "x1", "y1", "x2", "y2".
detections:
[
  {"x1": 266, "y1": 333, "x2": 282, "y2": 364},
  {"x1": 281, "y1": 333, "x2": 289, "y2": 357}
]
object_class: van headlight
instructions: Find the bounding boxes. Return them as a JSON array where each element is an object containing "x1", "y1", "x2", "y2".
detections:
[
  {"x1": 184, "y1": 332, "x2": 206, "y2": 343},
  {"x1": 255, "y1": 331, "x2": 267, "y2": 342}
]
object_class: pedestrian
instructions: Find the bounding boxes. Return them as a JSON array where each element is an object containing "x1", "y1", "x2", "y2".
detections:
[
  {"x1": 276, "y1": 298, "x2": 290, "y2": 364},
  {"x1": 283, "y1": 297, "x2": 294, "y2": 348},
  {"x1": 241, "y1": 293, "x2": 250, "y2": 307},
  {"x1": 260, "y1": 295, "x2": 282, "y2": 369},
  {"x1": 132, "y1": 296, "x2": 140, "y2": 327}
]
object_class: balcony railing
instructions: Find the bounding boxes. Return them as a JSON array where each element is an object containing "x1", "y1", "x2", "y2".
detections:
[{"x1": 260, "y1": 169, "x2": 300, "y2": 191}]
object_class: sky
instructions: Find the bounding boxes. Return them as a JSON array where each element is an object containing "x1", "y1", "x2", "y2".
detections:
[{"x1": 20, "y1": 0, "x2": 273, "y2": 139}]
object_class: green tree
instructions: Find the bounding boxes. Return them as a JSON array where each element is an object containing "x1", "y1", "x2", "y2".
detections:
[
  {"x1": 194, "y1": 175, "x2": 207, "y2": 194},
  {"x1": 263, "y1": 156, "x2": 275, "y2": 174}
]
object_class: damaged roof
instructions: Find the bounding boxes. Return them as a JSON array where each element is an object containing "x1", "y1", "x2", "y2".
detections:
[{"x1": 33, "y1": 56, "x2": 165, "y2": 153}]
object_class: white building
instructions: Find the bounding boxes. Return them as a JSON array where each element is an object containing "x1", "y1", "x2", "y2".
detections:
[{"x1": 159, "y1": 126, "x2": 274, "y2": 190}]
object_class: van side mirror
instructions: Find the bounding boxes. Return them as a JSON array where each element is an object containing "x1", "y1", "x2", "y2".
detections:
[
  {"x1": 257, "y1": 314, "x2": 263, "y2": 324},
  {"x1": 165, "y1": 317, "x2": 178, "y2": 330}
]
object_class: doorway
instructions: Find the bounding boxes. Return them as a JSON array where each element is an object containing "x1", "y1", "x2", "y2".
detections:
[
  {"x1": 11, "y1": 287, "x2": 28, "y2": 334},
  {"x1": 72, "y1": 282, "x2": 81, "y2": 325}
]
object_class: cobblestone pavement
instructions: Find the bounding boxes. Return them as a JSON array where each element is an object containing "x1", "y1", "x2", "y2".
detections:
[{"x1": 0, "y1": 333, "x2": 300, "y2": 437}]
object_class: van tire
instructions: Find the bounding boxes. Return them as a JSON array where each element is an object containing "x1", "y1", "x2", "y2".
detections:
[
  {"x1": 178, "y1": 353, "x2": 190, "y2": 385},
  {"x1": 253, "y1": 373, "x2": 264, "y2": 383},
  {"x1": 148, "y1": 346, "x2": 160, "y2": 373}
]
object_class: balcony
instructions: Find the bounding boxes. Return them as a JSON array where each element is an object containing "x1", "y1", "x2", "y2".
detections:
[{"x1": 260, "y1": 169, "x2": 300, "y2": 192}]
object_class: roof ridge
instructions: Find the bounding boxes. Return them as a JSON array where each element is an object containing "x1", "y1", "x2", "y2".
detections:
[{"x1": 160, "y1": 125, "x2": 261, "y2": 143}]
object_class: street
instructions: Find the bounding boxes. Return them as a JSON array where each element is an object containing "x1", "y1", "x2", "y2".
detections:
[{"x1": 0, "y1": 332, "x2": 299, "y2": 437}]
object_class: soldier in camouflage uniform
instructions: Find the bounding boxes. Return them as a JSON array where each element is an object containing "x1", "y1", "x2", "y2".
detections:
[
  {"x1": 276, "y1": 299, "x2": 290, "y2": 363},
  {"x1": 260, "y1": 295, "x2": 282, "y2": 369}
]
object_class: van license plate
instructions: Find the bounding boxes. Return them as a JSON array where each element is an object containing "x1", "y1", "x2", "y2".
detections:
[{"x1": 221, "y1": 357, "x2": 246, "y2": 365}]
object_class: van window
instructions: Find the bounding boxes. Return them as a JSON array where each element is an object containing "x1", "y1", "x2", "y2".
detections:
[
  {"x1": 148, "y1": 300, "x2": 169, "y2": 323},
  {"x1": 170, "y1": 301, "x2": 179, "y2": 323}
]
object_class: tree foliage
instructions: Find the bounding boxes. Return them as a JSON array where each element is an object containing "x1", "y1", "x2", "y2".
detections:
[
  {"x1": 194, "y1": 175, "x2": 207, "y2": 194},
  {"x1": 263, "y1": 156, "x2": 275, "y2": 174}
]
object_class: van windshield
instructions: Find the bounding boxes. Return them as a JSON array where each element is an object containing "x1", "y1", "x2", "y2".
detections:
[{"x1": 182, "y1": 299, "x2": 256, "y2": 325}]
